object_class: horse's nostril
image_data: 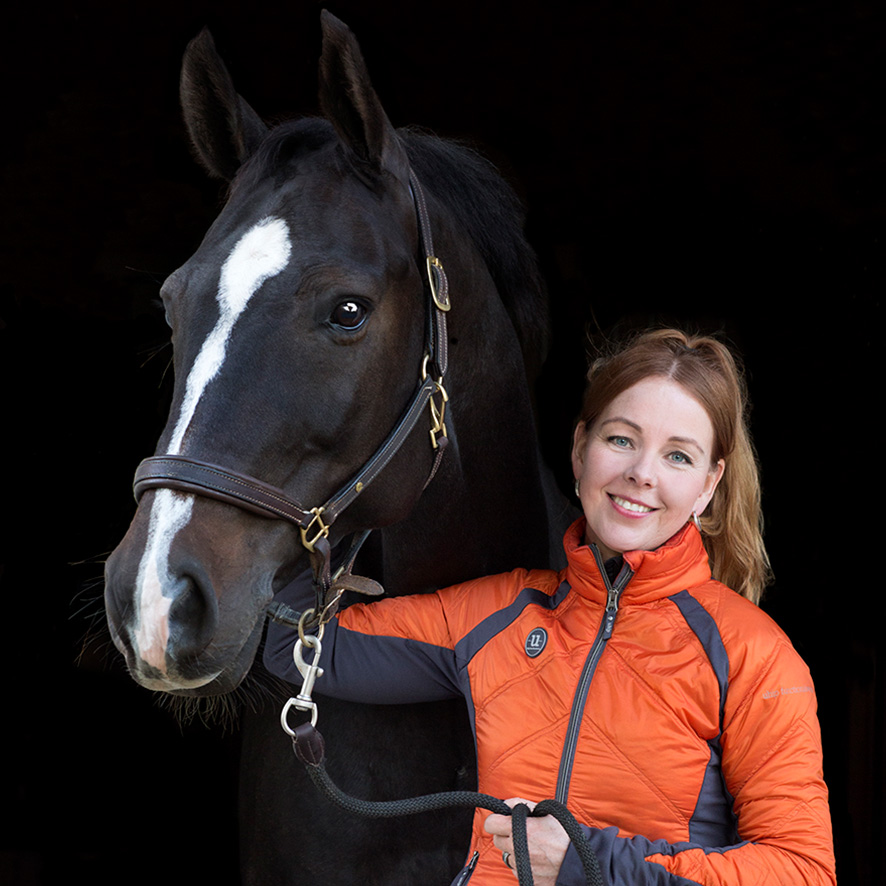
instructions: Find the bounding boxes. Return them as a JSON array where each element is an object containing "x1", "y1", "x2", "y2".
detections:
[{"x1": 167, "y1": 571, "x2": 219, "y2": 660}]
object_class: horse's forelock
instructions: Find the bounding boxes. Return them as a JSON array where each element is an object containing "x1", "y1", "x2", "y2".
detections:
[{"x1": 230, "y1": 118, "x2": 338, "y2": 195}]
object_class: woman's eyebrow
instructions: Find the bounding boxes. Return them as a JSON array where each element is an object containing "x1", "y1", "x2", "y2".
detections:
[
  {"x1": 667, "y1": 435, "x2": 705, "y2": 453},
  {"x1": 600, "y1": 417, "x2": 642, "y2": 432}
]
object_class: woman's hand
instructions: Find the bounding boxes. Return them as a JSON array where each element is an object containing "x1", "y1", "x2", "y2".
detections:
[{"x1": 484, "y1": 798, "x2": 570, "y2": 885}]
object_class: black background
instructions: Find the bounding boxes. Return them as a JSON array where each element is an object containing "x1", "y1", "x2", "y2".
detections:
[{"x1": 1, "y1": 2, "x2": 881, "y2": 884}]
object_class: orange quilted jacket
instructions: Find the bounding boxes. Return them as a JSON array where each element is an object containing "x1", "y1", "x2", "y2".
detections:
[{"x1": 265, "y1": 519, "x2": 835, "y2": 885}]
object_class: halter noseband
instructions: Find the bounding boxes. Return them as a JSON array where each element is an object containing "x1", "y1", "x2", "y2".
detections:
[{"x1": 132, "y1": 170, "x2": 451, "y2": 623}]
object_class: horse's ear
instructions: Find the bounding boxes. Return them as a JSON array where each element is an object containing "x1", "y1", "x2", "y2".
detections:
[
  {"x1": 318, "y1": 11, "x2": 410, "y2": 184},
  {"x1": 180, "y1": 28, "x2": 268, "y2": 181}
]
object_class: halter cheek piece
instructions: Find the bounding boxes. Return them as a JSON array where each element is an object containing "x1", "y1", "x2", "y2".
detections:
[{"x1": 132, "y1": 171, "x2": 450, "y2": 627}]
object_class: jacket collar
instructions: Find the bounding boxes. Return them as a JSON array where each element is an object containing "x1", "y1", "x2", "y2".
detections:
[{"x1": 562, "y1": 518, "x2": 712, "y2": 605}]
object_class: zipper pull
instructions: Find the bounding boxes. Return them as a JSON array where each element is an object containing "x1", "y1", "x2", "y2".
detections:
[
  {"x1": 602, "y1": 586, "x2": 620, "y2": 639},
  {"x1": 590, "y1": 546, "x2": 630, "y2": 641},
  {"x1": 452, "y1": 851, "x2": 479, "y2": 885}
]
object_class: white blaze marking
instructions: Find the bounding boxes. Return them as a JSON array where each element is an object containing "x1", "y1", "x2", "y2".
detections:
[
  {"x1": 133, "y1": 490, "x2": 193, "y2": 670},
  {"x1": 169, "y1": 217, "x2": 293, "y2": 453},
  {"x1": 132, "y1": 217, "x2": 292, "y2": 675}
]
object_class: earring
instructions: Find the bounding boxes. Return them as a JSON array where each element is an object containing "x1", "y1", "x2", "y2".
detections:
[
  {"x1": 691, "y1": 511, "x2": 703, "y2": 533},
  {"x1": 574, "y1": 478, "x2": 581, "y2": 498}
]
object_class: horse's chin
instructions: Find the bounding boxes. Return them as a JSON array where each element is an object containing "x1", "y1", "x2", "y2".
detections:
[
  {"x1": 129, "y1": 619, "x2": 265, "y2": 697},
  {"x1": 138, "y1": 671, "x2": 234, "y2": 697}
]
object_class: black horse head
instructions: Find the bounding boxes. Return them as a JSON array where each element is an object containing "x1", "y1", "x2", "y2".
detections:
[{"x1": 105, "y1": 12, "x2": 557, "y2": 698}]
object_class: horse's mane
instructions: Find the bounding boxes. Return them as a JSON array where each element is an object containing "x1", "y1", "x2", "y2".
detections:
[{"x1": 235, "y1": 119, "x2": 550, "y2": 375}]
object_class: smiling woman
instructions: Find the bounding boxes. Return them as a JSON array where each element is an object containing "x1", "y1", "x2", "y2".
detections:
[{"x1": 266, "y1": 327, "x2": 835, "y2": 885}]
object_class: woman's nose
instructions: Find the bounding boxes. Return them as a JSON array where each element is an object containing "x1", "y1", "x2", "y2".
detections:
[{"x1": 625, "y1": 454, "x2": 656, "y2": 486}]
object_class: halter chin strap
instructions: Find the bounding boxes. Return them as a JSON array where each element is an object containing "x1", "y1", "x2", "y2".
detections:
[{"x1": 132, "y1": 171, "x2": 450, "y2": 626}]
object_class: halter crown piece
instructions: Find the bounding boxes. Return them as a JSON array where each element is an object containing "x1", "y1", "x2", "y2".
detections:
[{"x1": 133, "y1": 169, "x2": 451, "y2": 630}]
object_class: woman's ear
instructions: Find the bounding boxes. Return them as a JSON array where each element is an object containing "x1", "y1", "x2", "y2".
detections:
[
  {"x1": 696, "y1": 458, "x2": 726, "y2": 516},
  {"x1": 571, "y1": 423, "x2": 588, "y2": 478}
]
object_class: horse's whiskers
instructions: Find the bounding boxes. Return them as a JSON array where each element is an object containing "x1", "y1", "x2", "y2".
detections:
[
  {"x1": 138, "y1": 339, "x2": 172, "y2": 370},
  {"x1": 155, "y1": 674, "x2": 284, "y2": 732}
]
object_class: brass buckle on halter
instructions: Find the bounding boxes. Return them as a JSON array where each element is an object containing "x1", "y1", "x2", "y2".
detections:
[
  {"x1": 426, "y1": 256, "x2": 450, "y2": 312},
  {"x1": 300, "y1": 507, "x2": 330, "y2": 552},
  {"x1": 428, "y1": 381, "x2": 449, "y2": 449},
  {"x1": 421, "y1": 355, "x2": 449, "y2": 449}
]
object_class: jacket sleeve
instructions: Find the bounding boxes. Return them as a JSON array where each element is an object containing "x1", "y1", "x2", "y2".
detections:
[
  {"x1": 263, "y1": 570, "x2": 465, "y2": 704},
  {"x1": 556, "y1": 820, "x2": 834, "y2": 886},
  {"x1": 556, "y1": 607, "x2": 835, "y2": 886}
]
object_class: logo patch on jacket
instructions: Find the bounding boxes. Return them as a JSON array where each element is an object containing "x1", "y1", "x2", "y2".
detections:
[{"x1": 524, "y1": 628, "x2": 548, "y2": 658}]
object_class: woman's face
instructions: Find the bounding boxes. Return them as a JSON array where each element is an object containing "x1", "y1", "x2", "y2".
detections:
[{"x1": 572, "y1": 376, "x2": 725, "y2": 560}]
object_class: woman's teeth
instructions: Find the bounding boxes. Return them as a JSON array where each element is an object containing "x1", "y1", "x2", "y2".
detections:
[{"x1": 611, "y1": 495, "x2": 653, "y2": 513}]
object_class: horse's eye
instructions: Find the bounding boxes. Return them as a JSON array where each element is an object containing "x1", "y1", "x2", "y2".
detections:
[{"x1": 330, "y1": 300, "x2": 369, "y2": 330}]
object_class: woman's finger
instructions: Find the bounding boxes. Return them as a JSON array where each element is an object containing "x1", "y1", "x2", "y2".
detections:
[{"x1": 483, "y1": 812, "x2": 513, "y2": 837}]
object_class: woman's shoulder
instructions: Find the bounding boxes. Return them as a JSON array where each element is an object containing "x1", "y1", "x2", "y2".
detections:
[
  {"x1": 689, "y1": 578, "x2": 786, "y2": 634},
  {"x1": 690, "y1": 580, "x2": 813, "y2": 689}
]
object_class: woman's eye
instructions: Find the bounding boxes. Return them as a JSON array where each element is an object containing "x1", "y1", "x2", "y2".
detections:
[
  {"x1": 330, "y1": 300, "x2": 369, "y2": 330},
  {"x1": 668, "y1": 451, "x2": 693, "y2": 465},
  {"x1": 608, "y1": 435, "x2": 631, "y2": 448}
]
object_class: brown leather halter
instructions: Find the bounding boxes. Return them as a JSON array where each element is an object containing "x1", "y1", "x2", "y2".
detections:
[{"x1": 132, "y1": 170, "x2": 451, "y2": 626}]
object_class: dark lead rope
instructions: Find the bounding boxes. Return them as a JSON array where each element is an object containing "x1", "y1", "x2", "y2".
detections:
[{"x1": 290, "y1": 722, "x2": 603, "y2": 886}]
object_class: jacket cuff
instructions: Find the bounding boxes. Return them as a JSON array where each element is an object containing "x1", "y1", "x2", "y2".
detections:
[{"x1": 556, "y1": 825, "x2": 611, "y2": 886}]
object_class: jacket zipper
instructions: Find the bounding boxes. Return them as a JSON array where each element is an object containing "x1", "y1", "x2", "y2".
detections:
[
  {"x1": 554, "y1": 549, "x2": 633, "y2": 804},
  {"x1": 452, "y1": 850, "x2": 479, "y2": 885}
]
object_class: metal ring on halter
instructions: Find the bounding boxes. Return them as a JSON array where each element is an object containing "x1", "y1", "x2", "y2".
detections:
[{"x1": 297, "y1": 608, "x2": 323, "y2": 644}]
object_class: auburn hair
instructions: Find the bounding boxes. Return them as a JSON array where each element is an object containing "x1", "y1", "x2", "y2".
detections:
[{"x1": 575, "y1": 328, "x2": 771, "y2": 603}]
